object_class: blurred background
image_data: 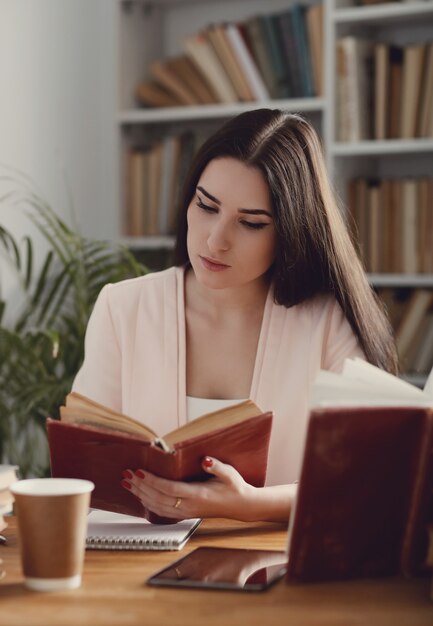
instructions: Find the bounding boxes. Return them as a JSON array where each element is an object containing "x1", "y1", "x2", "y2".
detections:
[{"x1": 0, "y1": 0, "x2": 432, "y2": 475}]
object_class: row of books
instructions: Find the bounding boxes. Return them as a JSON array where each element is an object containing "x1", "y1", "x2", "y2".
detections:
[
  {"x1": 125, "y1": 132, "x2": 200, "y2": 237},
  {"x1": 337, "y1": 38, "x2": 433, "y2": 141},
  {"x1": 348, "y1": 177, "x2": 433, "y2": 274},
  {"x1": 378, "y1": 288, "x2": 433, "y2": 376},
  {"x1": 136, "y1": 3, "x2": 324, "y2": 108},
  {"x1": 0, "y1": 465, "x2": 18, "y2": 534}
]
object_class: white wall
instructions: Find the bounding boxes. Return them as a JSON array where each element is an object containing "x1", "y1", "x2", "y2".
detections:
[{"x1": 0, "y1": 0, "x2": 117, "y2": 316}]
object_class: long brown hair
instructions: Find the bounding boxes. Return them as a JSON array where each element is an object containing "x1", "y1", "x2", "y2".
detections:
[{"x1": 174, "y1": 109, "x2": 398, "y2": 373}]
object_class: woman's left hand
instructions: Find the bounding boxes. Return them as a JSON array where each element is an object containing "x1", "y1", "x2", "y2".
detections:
[{"x1": 121, "y1": 457, "x2": 259, "y2": 522}]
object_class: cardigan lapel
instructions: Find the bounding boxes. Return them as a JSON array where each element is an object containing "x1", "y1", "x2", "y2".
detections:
[
  {"x1": 176, "y1": 266, "x2": 187, "y2": 427},
  {"x1": 249, "y1": 285, "x2": 287, "y2": 411}
]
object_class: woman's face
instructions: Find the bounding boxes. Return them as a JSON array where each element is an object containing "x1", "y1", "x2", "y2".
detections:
[{"x1": 186, "y1": 157, "x2": 277, "y2": 292}]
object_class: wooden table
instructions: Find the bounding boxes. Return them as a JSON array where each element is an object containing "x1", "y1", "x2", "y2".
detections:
[{"x1": 0, "y1": 516, "x2": 432, "y2": 626}]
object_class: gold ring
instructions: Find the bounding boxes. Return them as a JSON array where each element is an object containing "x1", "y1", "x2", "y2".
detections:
[{"x1": 174, "y1": 497, "x2": 182, "y2": 509}]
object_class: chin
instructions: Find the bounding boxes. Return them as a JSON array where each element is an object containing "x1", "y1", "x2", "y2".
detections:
[{"x1": 194, "y1": 269, "x2": 233, "y2": 290}]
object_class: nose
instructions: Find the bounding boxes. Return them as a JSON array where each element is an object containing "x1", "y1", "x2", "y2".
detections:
[{"x1": 207, "y1": 218, "x2": 230, "y2": 252}]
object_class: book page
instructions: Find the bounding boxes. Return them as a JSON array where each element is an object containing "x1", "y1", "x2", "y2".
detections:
[
  {"x1": 163, "y1": 399, "x2": 263, "y2": 447},
  {"x1": 62, "y1": 393, "x2": 158, "y2": 440},
  {"x1": 342, "y1": 358, "x2": 425, "y2": 399},
  {"x1": 311, "y1": 359, "x2": 431, "y2": 407},
  {"x1": 310, "y1": 370, "x2": 408, "y2": 407},
  {"x1": 424, "y1": 364, "x2": 433, "y2": 398}
]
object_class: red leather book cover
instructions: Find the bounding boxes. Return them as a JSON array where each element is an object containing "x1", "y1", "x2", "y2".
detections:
[
  {"x1": 47, "y1": 411, "x2": 272, "y2": 524},
  {"x1": 286, "y1": 406, "x2": 433, "y2": 582}
]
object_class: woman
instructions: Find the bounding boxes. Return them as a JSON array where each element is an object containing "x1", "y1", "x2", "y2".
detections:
[{"x1": 73, "y1": 109, "x2": 397, "y2": 523}]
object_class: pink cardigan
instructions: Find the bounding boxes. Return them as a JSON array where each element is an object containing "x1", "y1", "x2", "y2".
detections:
[{"x1": 72, "y1": 266, "x2": 364, "y2": 486}]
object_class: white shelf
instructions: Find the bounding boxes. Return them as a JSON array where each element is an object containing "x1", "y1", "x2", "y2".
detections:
[
  {"x1": 331, "y1": 139, "x2": 433, "y2": 156},
  {"x1": 119, "y1": 236, "x2": 175, "y2": 249},
  {"x1": 121, "y1": 0, "x2": 235, "y2": 6},
  {"x1": 334, "y1": 1, "x2": 433, "y2": 24},
  {"x1": 118, "y1": 98, "x2": 326, "y2": 125},
  {"x1": 368, "y1": 274, "x2": 433, "y2": 288}
]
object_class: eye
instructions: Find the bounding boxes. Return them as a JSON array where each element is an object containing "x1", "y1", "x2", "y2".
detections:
[
  {"x1": 240, "y1": 220, "x2": 269, "y2": 230},
  {"x1": 197, "y1": 198, "x2": 218, "y2": 213}
]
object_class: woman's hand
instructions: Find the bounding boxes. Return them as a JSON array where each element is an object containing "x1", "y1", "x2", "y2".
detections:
[{"x1": 120, "y1": 457, "x2": 294, "y2": 522}]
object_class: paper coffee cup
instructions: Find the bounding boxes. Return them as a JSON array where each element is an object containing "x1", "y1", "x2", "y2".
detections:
[{"x1": 10, "y1": 478, "x2": 94, "y2": 591}]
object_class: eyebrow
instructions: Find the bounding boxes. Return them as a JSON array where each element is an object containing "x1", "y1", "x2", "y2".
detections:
[{"x1": 196, "y1": 185, "x2": 273, "y2": 218}]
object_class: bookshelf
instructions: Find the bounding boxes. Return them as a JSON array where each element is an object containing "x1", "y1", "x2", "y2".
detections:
[{"x1": 114, "y1": 0, "x2": 433, "y2": 380}]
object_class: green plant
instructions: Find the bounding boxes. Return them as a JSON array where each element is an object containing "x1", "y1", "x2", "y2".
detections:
[{"x1": 0, "y1": 169, "x2": 147, "y2": 476}]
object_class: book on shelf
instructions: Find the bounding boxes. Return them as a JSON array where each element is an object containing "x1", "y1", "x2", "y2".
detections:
[
  {"x1": 405, "y1": 311, "x2": 433, "y2": 376},
  {"x1": 274, "y1": 10, "x2": 301, "y2": 98},
  {"x1": 306, "y1": 2, "x2": 324, "y2": 96},
  {"x1": 337, "y1": 36, "x2": 374, "y2": 141},
  {"x1": 157, "y1": 135, "x2": 180, "y2": 236},
  {"x1": 347, "y1": 176, "x2": 433, "y2": 274},
  {"x1": 380, "y1": 179, "x2": 394, "y2": 273},
  {"x1": 47, "y1": 393, "x2": 272, "y2": 524},
  {"x1": 132, "y1": 5, "x2": 324, "y2": 110},
  {"x1": 347, "y1": 178, "x2": 369, "y2": 263},
  {"x1": 86, "y1": 509, "x2": 201, "y2": 551},
  {"x1": 243, "y1": 16, "x2": 280, "y2": 99},
  {"x1": 395, "y1": 289, "x2": 433, "y2": 370},
  {"x1": 401, "y1": 180, "x2": 419, "y2": 275},
  {"x1": 367, "y1": 178, "x2": 381, "y2": 273},
  {"x1": 149, "y1": 59, "x2": 201, "y2": 106},
  {"x1": 400, "y1": 43, "x2": 426, "y2": 139},
  {"x1": 388, "y1": 45, "x2": 404, "y2": 139},
  {"x1": 418, "y1": 42, "x2": 433, "y2": 138},
  {"x1": 184, "y1": 31, "x2": 238, "y2": 104},
  {"x1": 136, "y1": 81, "x2": 183, "y2": 108},
  {"x1": 286, "y1": 357, "x2": 433, "y2": 583},
  {"x1": 256, "y1": 14, "x2": 292, "y2": 99},
  {"x1": 146, "y1": 143, "x2": 163, "y2": 237},
  {"x1": 419, "y1": 179, "x2": 433, "y2": 273},
  {"x1": 377, "y1": 287, "x2": 407, "y2": 332},
  {"x1": 224, "y1": 22, "x2": 270, "y2": 101},
  {"x1": 338, "y1": 37, "x2": 432, "y2": 141},
  {"x1": 166, "y1": 55, "x2": 218, "y2": 105},
  {"x1": 125, "y1": 149, "x2": 150, "y2": 237},
  {"x1": 205, "y1": 24, "x2": 254, "y2": 102},
  {"x1": 374, "y1": 43, "x2": 389, "y2": 140},
  {"x1": 291, "y1": 4, "x2": 315, "y2": 98}
]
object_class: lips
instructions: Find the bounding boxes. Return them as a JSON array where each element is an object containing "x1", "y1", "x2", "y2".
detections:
[{"x1": 199, "y1": 256, "x2": 230, "y2": 271}]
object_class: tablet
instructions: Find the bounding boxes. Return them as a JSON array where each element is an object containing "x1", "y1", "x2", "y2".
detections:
[{"x1": 147, "y1": 546, "x2": 287, "y2": 592}]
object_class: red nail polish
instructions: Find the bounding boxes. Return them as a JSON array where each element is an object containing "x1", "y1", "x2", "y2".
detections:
[
  {"x1": 122, "y1": 469, "x2": 133, "y2": 480},
  {"x1": 121, "y1": 479, "x2": 132, "y2": 490},
  {"x1": 202, "y1": 457, "x2": 213, "y2": 469},
  {"x1": 135, "y1": 469, "x2": 145, "y2": 479}
]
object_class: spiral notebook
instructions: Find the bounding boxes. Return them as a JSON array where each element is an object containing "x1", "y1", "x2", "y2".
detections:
[{"x1": 86, "y1": 510, "x2": 202, "y2": 551}]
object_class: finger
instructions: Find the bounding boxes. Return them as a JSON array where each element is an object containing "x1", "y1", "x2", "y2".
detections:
[
  {"x1": 201, "y1": 457, "x2": 243, "y2": 486},
  {"x1": 130, "y1": 469, "x2": 198, "y2": 499},
  {"x1": 121, "y1": 478, "x2": 187, "y2": 518}
]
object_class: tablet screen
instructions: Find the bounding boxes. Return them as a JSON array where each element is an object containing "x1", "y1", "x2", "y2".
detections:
[{"x1": 147, "y1": 546, "x2": 287, "y2": 592}]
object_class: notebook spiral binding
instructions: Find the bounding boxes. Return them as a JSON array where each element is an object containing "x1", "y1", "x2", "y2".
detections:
[{"x1": 86, "y1": 535, "x2": 175, "y2": 551}]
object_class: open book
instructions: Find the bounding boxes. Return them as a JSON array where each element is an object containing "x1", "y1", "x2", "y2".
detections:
[
  {"x1": 286, "y1": 358, "x2": 433, "y2": 582},
  {"x1": 309, "y1": 357, "x2": 433, "y2": 408},
  {"x1": 47, "y1": 393, "x2": 272, "y2": 524}
]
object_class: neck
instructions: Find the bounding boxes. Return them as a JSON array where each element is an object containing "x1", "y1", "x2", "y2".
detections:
[{"x1": 185, "y1": 268, "x2": 270, "y2": 319}]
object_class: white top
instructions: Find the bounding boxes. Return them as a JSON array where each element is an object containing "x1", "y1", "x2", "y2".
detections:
[{"x1": 186, "y1": 396, "x2": 247, "y2": 422}]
